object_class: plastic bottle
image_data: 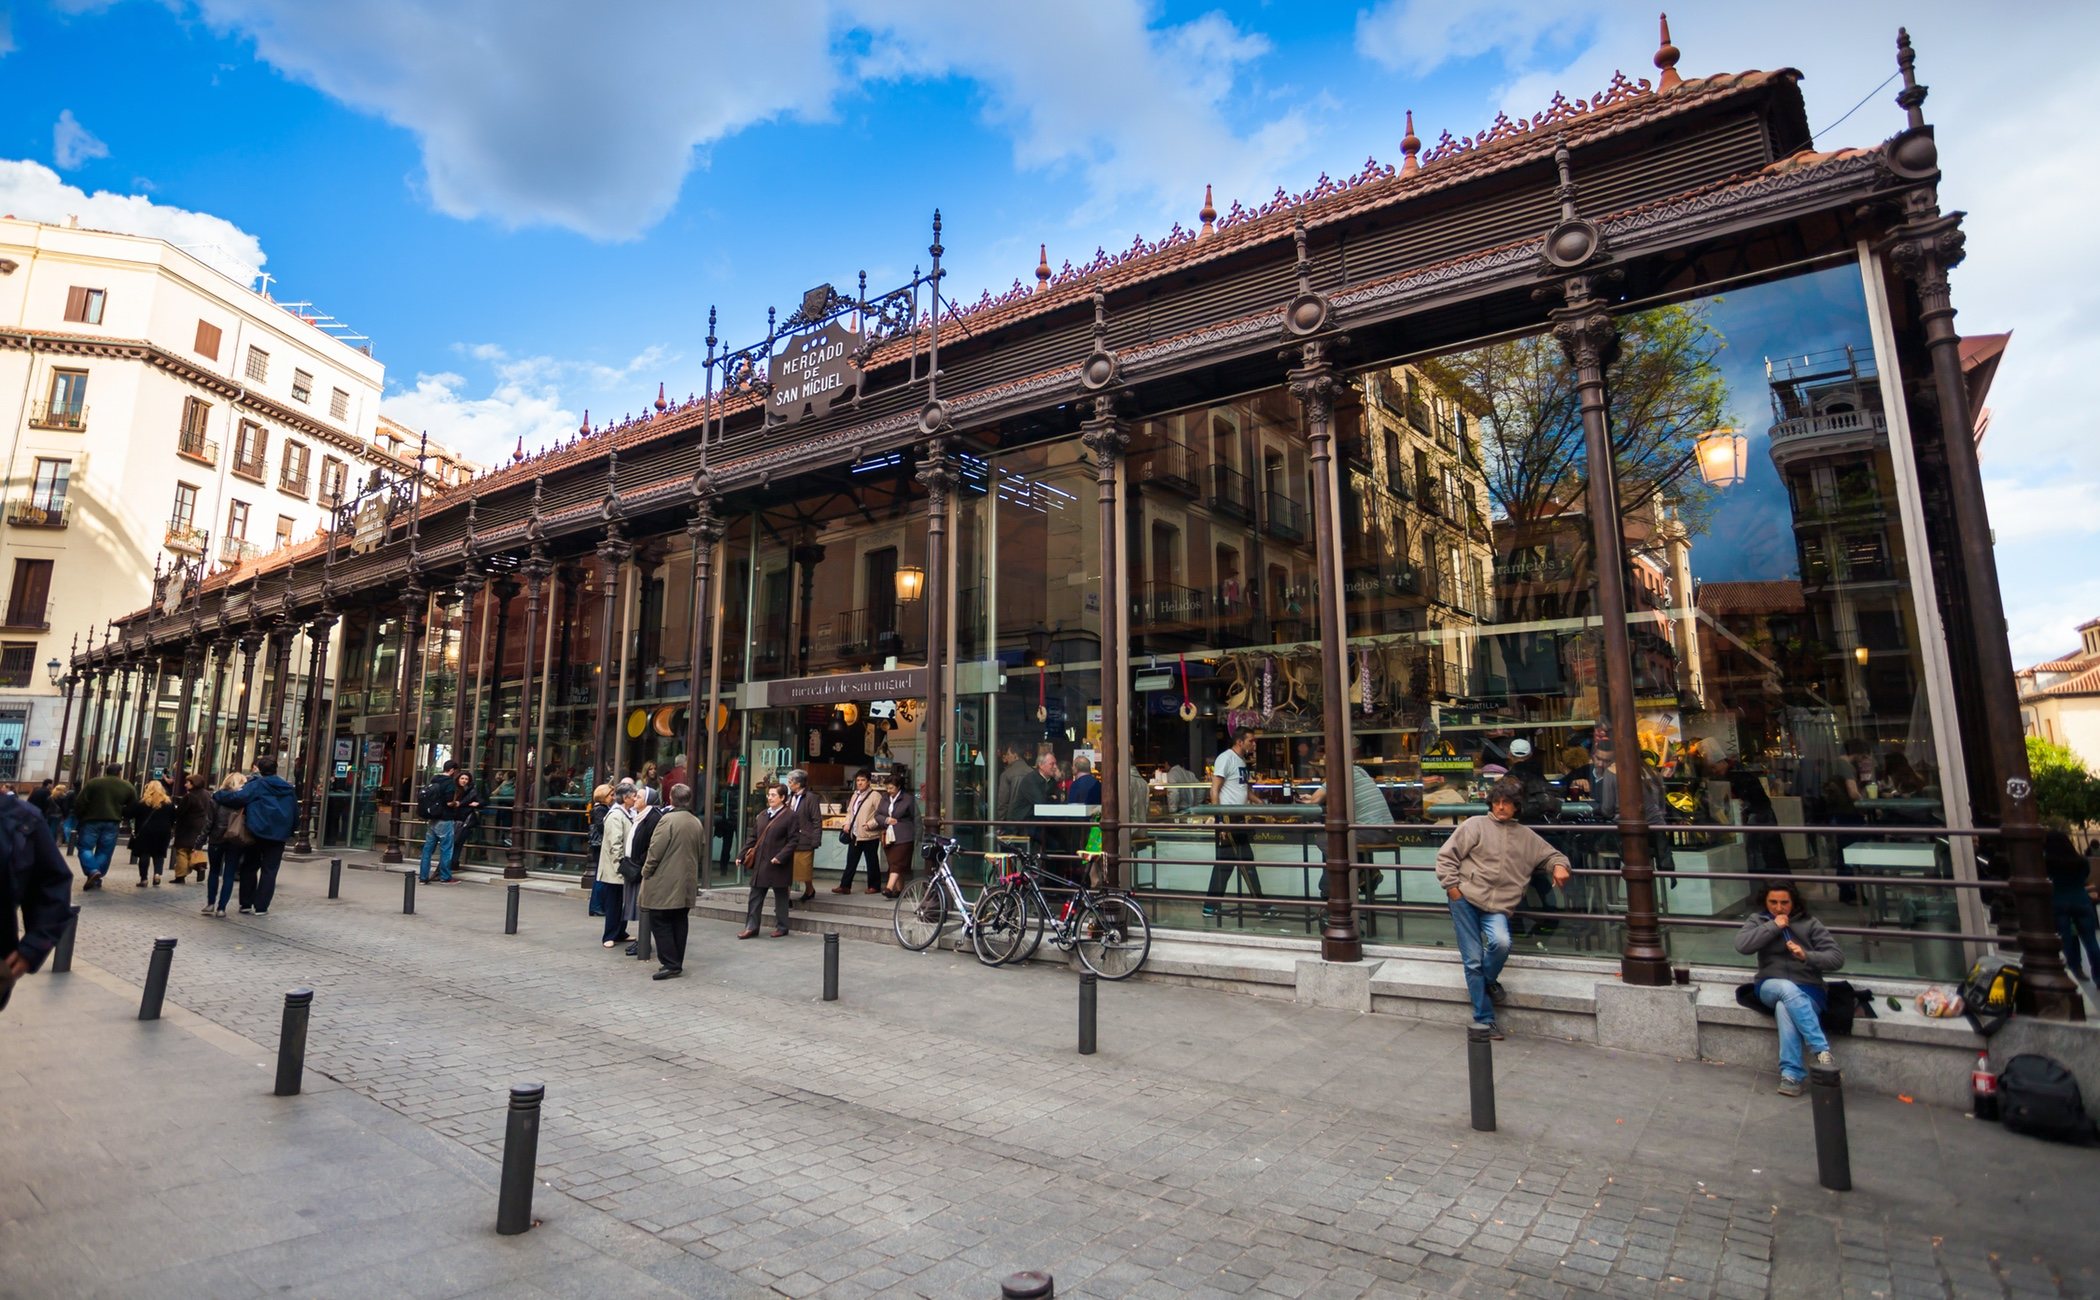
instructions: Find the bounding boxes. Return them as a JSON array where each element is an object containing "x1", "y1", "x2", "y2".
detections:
[{"x1": 1971, "y1": 1050, "x2": 1999, "y2": 1120}]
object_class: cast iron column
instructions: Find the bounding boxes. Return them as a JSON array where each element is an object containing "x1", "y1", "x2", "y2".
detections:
[
  {"x1": 105, "y1": 656, "x2": 134, "y2": 776},
  {"x1": 450, "y1": 577, "x2": 481, "y2": 769},
  {"x1": 683, "y1": 498, "x2": 724, "y2": 864},
  {"x1": 1880, "y1": 34, "x2": 2078, "y2": 1017},
  {"x1": 263, "y1": 622, "x2": 293, "y2": 763},
  {"x1": 1553, "y1": 303, "x2": 1670, "y2": 984},
  {"x1": 66, "y1": 667, "x2": 94, "y2": 785},
  {"x1": 198, "y1": 634, "x2": 231, "y2": 777},
  {"x1": 382, "y1": 582, "x2": 425, "y2": 864},
  {"x1": 294, "y1": 609, "x2": 336, "y2": 854},
  {"x1": 482, "y1": 577, "x2": 517, "y2": 795},
  {"x1": 1289, "y1": 341, "x2": 1361, "y2": 962},
  {"x1": 170, "y1": 643, "x2": 202, "y2": 788},
  {"x1": 917, "y1": 444, "x2": 957, "y2": 826},
  {"x1": 52, "y1": 672, "x2": 76, "y2": 787},
  {"x1": 593, "y1": 532, "x2": 630, "y2": 786},
  {"x1": 506, "y1": 553, "x2": 549, "y2": 879},
  {"x1": 231, "y1": 629, "x2": 262, "y2": 773},
  {"x1": 791, "y1": 542, "x2": 825, "y2": 679},
  {"x1": 1080, "y1": 400, "x2": 1128, "y2": 888},
  {"x1": 127, "y1": 657, "x2": 159, "y2": 780},
  {"x1": 83, "y1": 665, "x2": 110, "y2": 780}
]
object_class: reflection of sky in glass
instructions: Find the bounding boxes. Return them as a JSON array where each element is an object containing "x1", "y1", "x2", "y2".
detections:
[{"x1": 1676, "y1": 264, "x2": 1872, "y2": 583}]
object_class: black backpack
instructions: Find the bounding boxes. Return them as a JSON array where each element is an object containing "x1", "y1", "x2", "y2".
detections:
[{"x1": 1998, "y1": 1054, "x2": 2098, "y2": 1145}]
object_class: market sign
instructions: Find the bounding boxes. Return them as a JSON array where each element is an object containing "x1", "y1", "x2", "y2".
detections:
[
  {"x1": 768, "y1": 320, "x2": 861, "y2": 424},
  {"x1": 765, "y1": 667, "x2": 926, "y2": 708}
]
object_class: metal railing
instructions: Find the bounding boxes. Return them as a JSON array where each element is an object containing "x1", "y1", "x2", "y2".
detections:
[
  {"x1": 5, "y1": 497, "x2": 70, "y2": 529},
  {"x1": 28, "y1": 401, "x2": 87, "y2": 432},
  {"x1": 1263, "y1": 490, "x2": 1306, "y2": 542},
  {"x1": 178, "y1": 428, "x2": 218, "y2": 465},
  {"x1": 1133, "y1": 436, "x2": 1199, "y2": 497},
  {"x1": 1, "y1": 598, "x2": 49, "y2": 630},
  {"x1": 1208, "y1": 465, "x2": 1254, "y2": 521},
  {"x1": 833, "y1": 607, "x2": 902, "y2": 657},
  {"x1": 220, "y1": 537, "x2": 260, "y2": 565},
  {"x1": 279, "y1": 469, "x2": 310, "y2": 497},
  {"x1": 231, "y1": 453, "x2": 267, "y2": 481},
  {"x1": 1131, "y1": 581, "x2": 1208, "y2": 632},
  {"x1": 165, "y1": 519, "x2": 209, "y2": 553}
]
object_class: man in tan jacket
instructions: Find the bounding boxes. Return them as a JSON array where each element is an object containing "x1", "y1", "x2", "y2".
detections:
[
  {"x1": 640, "y1": 784, "x2": 706, "y2": 980},
  {"x1": 1435, "y1": 776, "x2": 1569, "y2": 1038}
]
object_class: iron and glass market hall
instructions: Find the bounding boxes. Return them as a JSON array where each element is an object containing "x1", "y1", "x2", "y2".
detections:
[{"x1": 70, "y1": 25, "x2": 2084, "y2": 1017}]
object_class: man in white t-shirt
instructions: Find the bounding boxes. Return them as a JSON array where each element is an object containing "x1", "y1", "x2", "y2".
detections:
[{"x1": 1205, "y1": 729, "x2": 1273, "y2": 917}]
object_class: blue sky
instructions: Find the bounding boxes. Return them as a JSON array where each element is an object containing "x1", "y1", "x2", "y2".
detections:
[{"x1": 4, "y1": 0, "x2": 2096, "y2": 665}]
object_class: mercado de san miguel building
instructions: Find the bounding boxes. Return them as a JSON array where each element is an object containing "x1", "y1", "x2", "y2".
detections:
[{"x1": 65, "y1": 24, "x2": 2083, "y2": 1017}]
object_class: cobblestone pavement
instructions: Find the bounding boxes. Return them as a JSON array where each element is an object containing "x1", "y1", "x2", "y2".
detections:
[{"x1": 24, "y1": 859, "x2": 2098, "y2": 1299}]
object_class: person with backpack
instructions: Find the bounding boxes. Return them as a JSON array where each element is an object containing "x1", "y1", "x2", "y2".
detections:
[
  {"x1": 1734, "y1": 881, "x2": 1842, "y2": 1096},
  {"x1": 418, "y1": 761, "x2": 462, "y2": 884}
]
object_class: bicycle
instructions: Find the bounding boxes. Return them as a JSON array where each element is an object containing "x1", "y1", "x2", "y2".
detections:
[
  {"x1": 892, "y1": 835, "x2": 1007, "y2": 965},
  {"x1": 974, "y1": 841, "x2": 1152, "y2": 979}
]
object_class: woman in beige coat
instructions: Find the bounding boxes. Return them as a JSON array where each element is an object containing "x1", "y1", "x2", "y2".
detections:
[{"x1": 596, "y1": 782, "x2": 638, "y2": 948}]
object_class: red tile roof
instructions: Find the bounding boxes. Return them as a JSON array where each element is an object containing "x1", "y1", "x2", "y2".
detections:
[{"x1": 1696, "y1": 580, "x2": 1805, "y2": 616}]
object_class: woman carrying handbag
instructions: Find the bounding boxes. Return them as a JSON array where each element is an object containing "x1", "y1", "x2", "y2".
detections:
[{"x1": 880, "y1": 769, "x2": 917, "y2": 898}]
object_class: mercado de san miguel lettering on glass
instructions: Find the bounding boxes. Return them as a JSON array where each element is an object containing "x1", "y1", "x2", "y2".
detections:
[{"x1": 67, "y1": 23, "x2": 2084, "y2": 1019}]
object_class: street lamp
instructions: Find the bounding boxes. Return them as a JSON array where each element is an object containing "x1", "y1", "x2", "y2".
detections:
[
  {"x1": 893, "y1": 564, "x2": 926, "y2": 604},
  {"x1": 1854, "y1": 645, "x2": 1871, "y2": 667},
  {"x1": 45, "y1": 656, "x2": 60, "y2": 686},
  {"x1": 1695, "y1": 428, "x2": 1748, "y2": 488}
]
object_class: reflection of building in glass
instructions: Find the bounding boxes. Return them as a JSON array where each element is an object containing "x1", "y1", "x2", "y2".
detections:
[
  {"x1": 1766, "y1": 348, "x2": 1929, "y2": 753},
  {"x1": 2017, "y1": 618, "x2": 2100, "y2": 770}
]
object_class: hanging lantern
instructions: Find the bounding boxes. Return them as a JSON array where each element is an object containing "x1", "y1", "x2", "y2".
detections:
[
  {"x1": 893, "y1": 565, "x2": 926, "y2": 603},
  {"x1": 1695, "y1": 427, "x2": 1748, "y2": 487}
]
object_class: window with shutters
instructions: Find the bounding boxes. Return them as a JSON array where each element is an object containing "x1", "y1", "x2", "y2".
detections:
[
  {"x1": 244, "y1": 346, "x2": 269, "y2": 383},
  {"x1": 319, "y1": 456, "x2": 348, "y2": 507},
  {"x1": 63, "y1": 287, "x2": 106, "y2": 325},
  {"x1": 275, "y1": 515, "x2": 295, "y2": 550},
  {"x1": 171, "y1": 483, "x2": 198, "y2": 530},
  {"x1": 178, "y1": 396, "x2": 216, "y2": 464},
  {"x1": 291, "y1": 369, "x2": 313, "y2": 403},
  {"x1": 194, "y1": 320, "x2": 222, "y2": 360},
  {"x1": 329, "y1": 387, "x2": 349, "y2": 421},
  {"x1": 227, "y1": 499, "x2": 249, "y2": 541},
  {"x1": 279, "y1": 441, "x2": 310, "y2": 496},
  {"x1": 5, "y1": 559, "x2": 52, "y2": 630},
  {"x1": 233, "y1": 420, "x2": 268, "y2": 479},
  {"x1": 35, "y1": 370, "x2": 89, "y2": 430}
]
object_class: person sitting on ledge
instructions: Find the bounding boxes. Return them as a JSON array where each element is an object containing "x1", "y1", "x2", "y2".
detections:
[
  {"x1": 1734, "y1": 880, "x2": 1842, "y2": 1096},
  {"x1": 1434, "y1": 776, "x2": 1570, "y2": 1040}
]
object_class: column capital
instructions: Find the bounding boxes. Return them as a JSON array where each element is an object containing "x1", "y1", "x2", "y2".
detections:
[
  {"x1": 1547, "y1": 301, "x2": 1618, "y2": 373},
  {"x1": 1285, "y1": 337, "x2": 1347, "y2": 418},
  {"x1": 686, "y1": 497, "x2": 725, "y2": 545},
  {"x1": 915, "y1": 440, "x2": 959, "y2": 508},
  {"x1": 1078, "y1": 396, "x2": 1130, "y2": 461}
]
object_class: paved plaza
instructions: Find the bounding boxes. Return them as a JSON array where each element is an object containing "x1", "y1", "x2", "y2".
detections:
[{"x1": 4, "y1": 857, "x2": 2095, "y2": 1299}]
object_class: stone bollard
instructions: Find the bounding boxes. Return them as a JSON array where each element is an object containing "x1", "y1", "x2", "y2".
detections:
[
  {"x1": 403, "y1": 870, "x2": 416, "y2": 915},
  {"x1": 1809, "y1": 1065, "x2": 1851, "y2": 1191},
  {"x1": 1078, "y1": 974, "x2": 1097, "y2": 1056},
  {"x1": 275, "y1": 988, "x2": 313, "y2": 1096},
  {"x1": 328, "y1": 857, "x2": 342, "y2": 899},
  {"x1": 497, "y1": 1082, "x2": 544, "y2": 1235},
  {"x1": 138, "y1": 937, "x2": 177, "y2": 1020},
  {"x1": 51, "y1": 905, "x2": 80, "y2": 974},
  {"x1": 822, "y1": 931, "x2": 839, "y2": 1002},
  {"x1": 1467, "y1": 1024, "x2": 1497, "y2": 1133},
  {"x1": 505, "y1": 883, "x2": 520, "y2": 935}
]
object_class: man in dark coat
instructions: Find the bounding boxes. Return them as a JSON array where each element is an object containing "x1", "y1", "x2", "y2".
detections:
[
  {"x1": 2, "y1": 793, "x2": 72, "y2": 1011},
  {"x1": 739, "y1": 783, "x2": 796, "y2": 939},
  {"x1": 418, "y1": 761, "x2": 462, "y2": 884},
  {"x1": 785, "y1": 769, "x2": 821, "y2": 904},
  {"x1": 212, "y1": 755, "x2": 298, "y2": 916},
  {"x1": 640, "y1": 784, "x2": 705, "y2": 978}
]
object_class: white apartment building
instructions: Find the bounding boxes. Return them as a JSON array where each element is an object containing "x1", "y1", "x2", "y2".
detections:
[{"x1": 0, "y1": 216, "x2": 471, "y2": 782}]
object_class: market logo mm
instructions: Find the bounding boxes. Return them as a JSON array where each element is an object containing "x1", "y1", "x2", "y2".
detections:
[{"x1": 769, "y1": 318, "x2": 862, "y2": 424}]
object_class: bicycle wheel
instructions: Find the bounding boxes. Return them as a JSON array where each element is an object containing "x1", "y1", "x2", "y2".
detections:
[
  {"x1": 1075, "y1": 895, "x2": 1151, "y2": 979},
  {"x1": 971, "y1": 885, "x2": 1030, "y2": 966},
  {"x1": 893, "y1": 877, "x2": 947, "y2": 951},
  {"x1": 1010, "y1": 885, "x2": 1049, "y2": 962}
]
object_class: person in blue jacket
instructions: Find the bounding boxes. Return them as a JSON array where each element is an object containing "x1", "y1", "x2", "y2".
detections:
[{"x1": 212, "y1": 754, "x2": 299, "y2": 916}]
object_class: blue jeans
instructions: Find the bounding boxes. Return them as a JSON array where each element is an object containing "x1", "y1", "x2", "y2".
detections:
[
  {"x1": 1757, "y1": 978, "x2": 1830, "y2": 1080},
  {"x1": 420, "y1": 820, "x2": 457, "y2": 882},
  {"x1": 1448, "y1": 896, "x2": 1512, "y2": 1025},
  {"x1": 2056, "y1": 895, "x2": 2100, "y2": 979},
  {"x1": 78, "y1": 820, "x2": 119, "y2": 877},
  {"x1": 208, "y1": 841, "x2": 237, "y2": 911}
]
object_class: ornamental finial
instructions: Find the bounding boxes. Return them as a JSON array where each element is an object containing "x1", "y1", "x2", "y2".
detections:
[
  {"x1": 1654, "y1": 14, "x2": 1682, "y2": 91},
  {"x1": 578, "y1": 408, "x2": 590, "y2": 437},
  {"x1": 654, "y1": 382, "x2": 667, "y2": 413},
  {"x1": 1400, "y1": 111, "x2": 1421, "y2": 176},
  {"x1": 1199, "y1": 183, "x2": 1217, "y2": 236},
  {"x1": 1895, "y1": 27, "x2": 1928, "y2": 131},
  {"x1": 1035, "y1": 243, "x2": 1051, "y2": 291}
]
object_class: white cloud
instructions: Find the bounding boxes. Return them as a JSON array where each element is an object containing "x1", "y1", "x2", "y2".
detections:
[
  {"x1": 1982, "y1": 479, "x2": 2100, "y2": 545},
  {"x1": 1355, "y1": 0, "x2": 1594, "y2": 76},
  {"x1": 380, "y1": 342, "x2": 674, "y2": 468},
  {"x1": 0, "y1": 12, "x2": 15, "y2": 57},
  {"x1": 51, "y1": 110, "x2": 108, "y2": 170},
  {"x1": 0, "y1": 159, "x2": 267, "y2": 284},
  {"x1": 186, "y1": 0, "x2": 1299, "y2": 241}
]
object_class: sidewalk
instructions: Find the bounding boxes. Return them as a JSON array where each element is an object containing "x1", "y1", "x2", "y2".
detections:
[
  {"x1": 13, "y1": 856, "x2": 2098, "y2": 1298},
  {"x1": 0, "y1": 954, "x2": 758, "y2": 1299}
]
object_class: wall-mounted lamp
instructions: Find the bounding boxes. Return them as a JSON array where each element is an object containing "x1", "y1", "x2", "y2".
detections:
[
  {"x1": 893, "y1": 565, "x2": 926, "y2": 604},
  {"x1": 1696, "y1": 427, "x2": 1748, "y2": 488},
  {"x1": 46, "y1": 657, "x2": 61, "y2": 685},
  {"x1": 1027, "y1": 626, "x2": 1052, "y2": 669},
  {"x1": 1853, "y1": 645, "x2": 1870, "y2": 666}
]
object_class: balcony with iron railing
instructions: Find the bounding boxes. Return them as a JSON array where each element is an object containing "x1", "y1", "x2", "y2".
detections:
[
  {"x1": 1, "y1": 598, "x2": 49, "y2": 631},
  {"x1": 1207, "y1": 465, "x2": 1254, "y2": 522},
  {"x1": 220, "y1": 536, "x2": 260, "y2": 565},
  {"x1": 1133, "y1": 435, "x2": 1199, "y2": 497},
  {"x1": 1262, "y1": 490, "x2": 1306, "y2": 542},
  {"x1": 832, "y1": 607, "x2": 905, "y2": 658},
  {"x1": 1130, "y1": 582, "x2": 1208, "y2": 634},
  {"x1": 1770, "y1": 407, "x2": 1887, "y2": 448},
  {"x1": 280, "y1": 468, "x2": 310, "y2": 497},
  {"x1": 177, "y1": 428, "x2": 219, "y2": 466},
  {"x1": 6, "y1": 497, "x2": 71, "y2": 529},
  {"x1": 1385, "y1": 464, "x2": 1412, "y2": 499},
  {"x1": 231, "y1": 451, "x2": 268, "y2": 481},
  {"x1": 29, "y1": 401, "x2": 87, "y2": 432},
  {"x1": 165, "y1": 518, "x2": 209, "y2": 553}
]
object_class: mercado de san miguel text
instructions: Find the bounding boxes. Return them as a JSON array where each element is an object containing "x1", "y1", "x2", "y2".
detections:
[{"x1": 65, "y1": 25, "x2": 2083, "y2": 1017}]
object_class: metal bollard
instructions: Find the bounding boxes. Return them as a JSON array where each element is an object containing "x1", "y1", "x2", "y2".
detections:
[
  {"x1": 1001, "y1": 1270, "x2": 1055, "y2": 1299},
  {"x1": 1808, "y1": 1065, "x2": 1851, "y2": 1191},
  {"x1": 328, "y1": 857, "x2": 342, "y2": 899},
  {"x1": 403, "y1": 870, "x2": 416, "y2": 915},
  {"x1": 822, "y1": 931, "x2": 839, "y2": 1001},
  {"x1": 504, "y1": 883, "x2": 520, "y2": 935},
  {"x1": 635, "y1": 914, "x2": 653, "y2": 962},
  {"x1": 138, "y1": 936, "x2": 177, "y2": 1021},
  {"x1": 1466, "y1": 1024, "x2": 1497, "y2": 1133},
  {"x1": 1078, "y1": 974, "x2": 1097, "y2": 1056},
  {"x1": 51, "y1": 905, "x2": 79, "y2": 974},
  {"x1": 496, "y1": 1082, "x2": 544, "y2": 1235},
  {"x1": 275, "y1": 988, "x2": 313, "y2": 1096}
]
